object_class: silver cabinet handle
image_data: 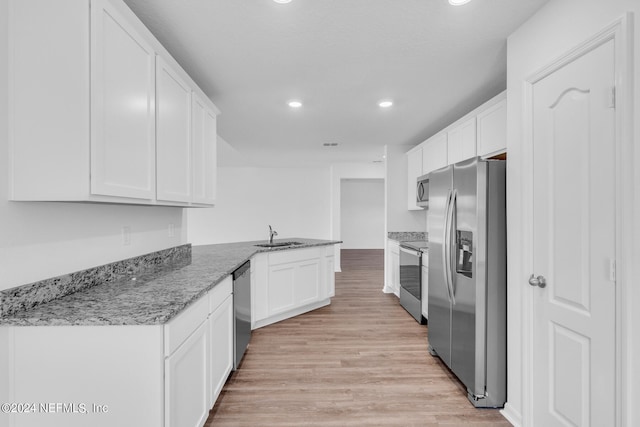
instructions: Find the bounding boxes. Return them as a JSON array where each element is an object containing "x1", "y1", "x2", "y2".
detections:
[{"x1": 528, "y1": 274, "x2": 547, "y2": 288}]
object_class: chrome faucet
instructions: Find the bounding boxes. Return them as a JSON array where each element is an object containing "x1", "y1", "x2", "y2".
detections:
[{"x1": 268, "y1": 225, "x2": 278, "y2": 244}]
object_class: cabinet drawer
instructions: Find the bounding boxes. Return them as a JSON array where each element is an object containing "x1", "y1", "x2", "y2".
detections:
[
  {"x1": 164, "y1": 295, "x2": 208, "y2": 356},
  {"x1": 268, "y1": 247, "x2": 321, "y2": 266},
  {"x1": 209, "y1": 275, "x2": 233, "y2": 314}
]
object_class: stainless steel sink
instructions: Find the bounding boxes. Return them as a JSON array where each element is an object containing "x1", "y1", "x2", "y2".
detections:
[{"x1": 254, "y1": 241, "x2": 303, "y2": 248}]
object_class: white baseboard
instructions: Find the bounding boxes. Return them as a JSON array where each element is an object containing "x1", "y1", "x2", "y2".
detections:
[
  {"x1": 500, "y1": 403, "x2": 522, "y2": 427},
  {"x1": 252, "y1": 299, "x2": 331, "y2": 330}
]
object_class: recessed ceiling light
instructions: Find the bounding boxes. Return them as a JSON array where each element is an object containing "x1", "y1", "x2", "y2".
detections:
[
  {"x1": 449, "y1": 0, "x2": 472, "y2": 5},
  {"x1": 378, "y1": 100, "x2": 393, "y2": 108},
  {"x1": 273, "y1": 0, "x2": 292, "y2": 3},
  {"x1": 288, "y1": 100, "x2": 302, "y2": 108}
]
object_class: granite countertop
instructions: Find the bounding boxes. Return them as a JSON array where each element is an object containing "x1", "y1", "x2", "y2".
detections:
[{"x1": 0, "y1": 238, "x2": 340, "y2": 327}]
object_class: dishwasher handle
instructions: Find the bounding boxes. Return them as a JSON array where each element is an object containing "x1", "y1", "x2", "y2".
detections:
[{"x1": 233, "y1": 261, "x2": 251, "y2": 280}]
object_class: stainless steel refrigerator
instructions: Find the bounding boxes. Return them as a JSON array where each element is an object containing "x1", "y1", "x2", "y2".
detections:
[{"x1": 427, "y1": 157, "x2": 506, "y2": 408}]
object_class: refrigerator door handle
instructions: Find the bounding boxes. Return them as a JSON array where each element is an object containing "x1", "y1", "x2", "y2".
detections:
[
  {"x1": 442, "y1": 189, "x2": 456, "y2": 305},
  {"x1": 445, "y1": 189, "x2": 457, "y2": 305},
  {"x1": 449, "y1": 190, "x2": 458, "y2": 302},
  {"x1": 442, "y1": 190, "x2": 452, "y2": 303}
]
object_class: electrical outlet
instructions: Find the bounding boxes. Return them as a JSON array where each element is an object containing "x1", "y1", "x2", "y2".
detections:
[
  {"x1": 122, "y1": 226, "x2": 131, "y2": 246},
  {"x1": 168, "y1": 223, "x2": 175, "y2": 238}
]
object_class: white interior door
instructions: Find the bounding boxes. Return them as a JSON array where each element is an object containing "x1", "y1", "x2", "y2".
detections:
[{"x1": 531, "y1": 39, "x2": 616, "y2": 426}]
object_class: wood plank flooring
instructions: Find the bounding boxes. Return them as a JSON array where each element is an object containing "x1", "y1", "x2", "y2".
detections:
[{"x1": 205, "y1": 249, "x2": 510, "y2": 426}]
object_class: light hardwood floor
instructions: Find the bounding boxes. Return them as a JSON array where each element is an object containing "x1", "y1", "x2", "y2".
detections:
[{"x1": 205, "y1": 249, "x2": 510, "y2": 426}]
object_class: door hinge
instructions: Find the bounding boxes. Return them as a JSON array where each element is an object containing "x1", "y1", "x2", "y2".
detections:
[
  {"x1": 609, "y1": 259, "x2": 616, "y2": 282},
  {"x1": 608, "y1": 86, "x2": 616, "y2": 109}
]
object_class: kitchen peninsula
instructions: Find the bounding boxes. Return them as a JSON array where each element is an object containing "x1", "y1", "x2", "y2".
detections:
[{"x1": 0, "y1": 238, "x2": 339, "y2": 427}]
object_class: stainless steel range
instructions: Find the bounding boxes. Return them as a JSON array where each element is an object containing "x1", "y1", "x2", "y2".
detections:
[{"x1": 399, "y1": 240, "x2": 428, "y2": 324}]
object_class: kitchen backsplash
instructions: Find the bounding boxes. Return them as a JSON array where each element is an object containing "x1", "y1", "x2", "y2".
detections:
[
  {"x1": 0, "y1": 244, "x2": 192, "y2": 318},
  {"x1": 387, "y1": 232, "x2": 428, "y2": 241}
]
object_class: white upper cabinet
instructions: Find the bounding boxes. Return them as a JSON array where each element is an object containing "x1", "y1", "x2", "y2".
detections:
[
  {"x1": 421, "y1": 133, "x2": 448, "y2": 175},
  {"x1": 476, "y1": 97, "x2": 507, "y2": 157},
  {"x1": 156, "y1": 56, "x2": 192, "y2": 203},
  {"x1": 192, "y1": 94, "x2": 218, "y2": 205},
  {"x1": 447, "y1": 116, "x2": 476, "y2": 165},
  {"x1": 405, "y1": 92, "x2": 506, "y2": 210},
  {"x1": 8, "y1": 0, "x2": 219, "y2": 207},
  {"x1": 91, "y1": 0, "x2": 156, "y2": 200},
  {"x1": 407, "y1": 147, "x2": 423, "y2": 210}
]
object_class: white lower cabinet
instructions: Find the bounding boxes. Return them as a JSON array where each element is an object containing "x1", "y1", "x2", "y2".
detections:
[
  {"x1": 324, "y1": 251, "x2": 335, "y2": 298},
  {"x1": 2, "y1": 277, "x2": 235, "y2": 427},
  {"x1": 208, "y1": 277, "x2": 233, "y2": 408},
  {"x1": 3, "y1": 325, "x2": 164, "y2": 427},
  {"x1": 252, "y1": 246, "x2": 334, "y2": 329},
  {"x1": 165, "y1": 321, "x2": 209, "y2": 427},
  {"x1": 268, "y1": 257, "x2": 320, "y2": 315}
]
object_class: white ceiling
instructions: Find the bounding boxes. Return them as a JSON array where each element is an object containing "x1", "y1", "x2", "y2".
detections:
[{"x1": 123, "y1": 0, "x2": 548, "y2": 167}]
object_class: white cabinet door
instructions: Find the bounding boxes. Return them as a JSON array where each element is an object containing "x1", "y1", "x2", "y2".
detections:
[
  {"x1": 447, "y1": 117, "x2": 476, "y2": 165},
  {"x1": 268, "y1": 263, "x2": 297, "y2": 316},
  {"x1": 192, "y1": 94, "x2": 218, "y2": 205},
  {"x1": 476, "y1": 98, "x2": 507, "y2": 157},
  {"x1": 156, "y1": 56, "x2": 192, "y2": 203},
  {"x1": 296, "y1": 260, "x2": 321, "y2": 306},
  {"x1": 90, "y1": 0, "x2": 156, "y2": 199},
  {"x1": 407, "y1": 148, "x2": 423, "y2": 210},
  {"x1": 268, "y1": 258, "x2": 320, "y2": 315},
  {"x1": 165, "y1": 320, "x2": 209, "y2": 427},
  {"x1": 421, "y1": 133, "x2": 448, "y2": 175},
  {"x1": 268, "y1": 249, "x2": 322, "y2": 317},
  {"x1": 251, "y1": 253, "x2": 269, "y2": 326},
  {"x1": 209, "y1": 295, "x2": 233, "y2": 407},
  {"x1": 325, "y1": 252, "x2": 335, "y2": 298},
  {"x1": 8, "y1": 0, "x2": 91, "y2": 201}
]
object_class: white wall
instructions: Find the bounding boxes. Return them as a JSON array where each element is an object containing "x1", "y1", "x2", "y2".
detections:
[
  {"x1": 340, "y1": 179, "x2": 384, "y2": 249},
  {"x1": 506, "y1": 1, "x2": 640, "y2": 425},
  {"x1": 0, "y1": 1, "x2": 184, "y2": 291},
  {"x1": 186, "y1": 167, "x2": 331, "y2": 245},
  {"x1": 384, "y1": 144, "x2": 427, "y2": 233}
]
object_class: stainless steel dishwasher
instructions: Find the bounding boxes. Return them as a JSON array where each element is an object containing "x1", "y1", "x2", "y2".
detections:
[{"x1": 233, "y1": 261, "x2": 251, "y2": 369}]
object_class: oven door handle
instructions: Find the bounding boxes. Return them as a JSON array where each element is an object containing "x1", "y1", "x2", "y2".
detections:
[{"x1": 400, "y1": 246, "x2": 421, "y2": 259}]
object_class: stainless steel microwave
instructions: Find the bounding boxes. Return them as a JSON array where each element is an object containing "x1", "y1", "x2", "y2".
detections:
[{"x1": 416, "y1": 174, "x2": 429, "y2": 208}]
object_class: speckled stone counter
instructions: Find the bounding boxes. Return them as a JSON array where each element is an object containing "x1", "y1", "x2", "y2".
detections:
[
  {"x1": 387, "y1": 231, "x2": 427, "y2": 242},
  {"x1": 0, "y1": 238, "x2": 340, "y2": 327}
]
